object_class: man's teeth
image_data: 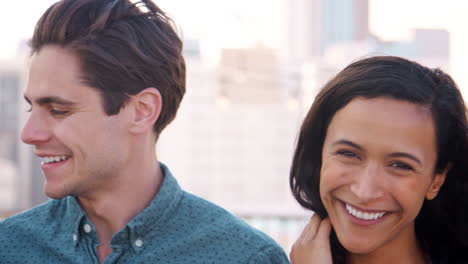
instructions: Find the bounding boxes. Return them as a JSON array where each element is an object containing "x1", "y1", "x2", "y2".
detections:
[
  {"x1": 345, "y1": 203, "x2": 385, "y2": 221},
  {"x1": 41, "y1": 156, "x2": 68, "y2": 164}
]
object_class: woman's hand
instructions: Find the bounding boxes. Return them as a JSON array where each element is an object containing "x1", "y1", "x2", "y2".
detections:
[{"x1": 290, "y1": 214, "x2": 333, "y2": 264}]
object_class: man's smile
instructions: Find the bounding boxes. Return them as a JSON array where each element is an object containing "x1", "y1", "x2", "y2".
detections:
[{"x1": 40, "y1": 155, "x2": 70, "y2": 164}]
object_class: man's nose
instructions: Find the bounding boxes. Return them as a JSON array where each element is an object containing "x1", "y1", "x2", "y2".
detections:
[
  {"x1": 350, "y1": 163, "x2": 385, "y2": 202},
  {"x1": 21, "y1": 111, "x2": 52, "y2": 145}
]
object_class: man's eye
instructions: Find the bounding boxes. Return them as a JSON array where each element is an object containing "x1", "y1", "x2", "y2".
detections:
[
  {"x1": 50, "y1": 109, "x2": 69, "y2": 115},
  {"x1": 390, "y1": 162, "x2": 414, "y2": 171}
]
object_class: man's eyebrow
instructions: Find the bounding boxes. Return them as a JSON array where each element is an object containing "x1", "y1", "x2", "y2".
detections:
[
  {"x1": 332, "y1": 139, "x2": 363, "y2": 151},
  {"x1": 23, "y1": 95, "x2": 77, "y2": 106},
  {"x1": 388, "y1": 152, "x2": 422, "y2": 165}
]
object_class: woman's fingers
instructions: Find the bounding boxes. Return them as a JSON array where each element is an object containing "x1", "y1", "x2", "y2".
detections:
[
  {"x1": 313, "y1": 217, "x2": 332, "y2": 256},
  {"x1": 290, "y1": 215, "x2": 333, "y2": 264},
  {"x1": 315, "y1": 217, "x2": 332, "y2": 241},
  {"x1": 298, "y1": 213, "x2": 321, "y2": 242}
]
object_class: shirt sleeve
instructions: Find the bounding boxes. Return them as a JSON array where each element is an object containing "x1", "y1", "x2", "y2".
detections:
[{"x1": 247, "y1": 245, "x2": 290, "y2": 264}]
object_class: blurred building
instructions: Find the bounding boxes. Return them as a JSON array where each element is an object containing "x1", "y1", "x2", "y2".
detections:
[
  {"x1": 0, "y1": 52, "x2": 47, "y2": 217},
  {"x1": 157, "y1": 40, "x2": 309, "y2": 251},
  {"x1": 219, "y1": 47, "x2": 281, "y2": 104},
  {"x1": 286, "y1": 0, "x2": 450, "y2": 105},
  {"x1": 412, "y1": 28, "x2": 450, "y2": 71},
  {"x1": 367, "y1": 28, "x2": 450, "y2": 71},
  {"x1": 320, "y1": 0, "x2": 369, "y2": 55},
  {"x1": 286, "y1": 0, "x2": 369, "y2": 62},
  {"x1": 0, "y1": 63, "x2": 20, "y2": 212},
  {"x1": 161, "y1": 41, "x2": 306, "y2": 213}
]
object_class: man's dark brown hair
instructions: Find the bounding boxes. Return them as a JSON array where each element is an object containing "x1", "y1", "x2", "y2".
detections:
[{"x1": 31, "y1": 0, "x2": 186, "y2": 138}]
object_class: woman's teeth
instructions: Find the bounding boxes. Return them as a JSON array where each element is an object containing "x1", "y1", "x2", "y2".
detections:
[
  {"x1": 41, "y1": 156, "x2": 69, "y2": 164},
  {"x1": 345, "y1": 203, "x2": 386, "y2": 220}
]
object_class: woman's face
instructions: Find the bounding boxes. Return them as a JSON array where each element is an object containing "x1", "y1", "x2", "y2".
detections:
[{"x1": 319, "y1": 97, "x2": 447, "y2": 255}]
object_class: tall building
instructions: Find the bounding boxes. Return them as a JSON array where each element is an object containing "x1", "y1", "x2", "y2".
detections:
[
  {"x1": 372, "y1": 28, "x2": 450, "y2": 71},
  {"x1": 285, "y1": 0, "x2": 369, "y2": 61},
  {"x1": 320, "y1": 0, "x2": 369, "y2": 54}
]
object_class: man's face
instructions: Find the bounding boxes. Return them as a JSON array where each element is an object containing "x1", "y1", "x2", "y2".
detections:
[{"x1": 22, "y1": 45, "x2": 129, "y2": 199}]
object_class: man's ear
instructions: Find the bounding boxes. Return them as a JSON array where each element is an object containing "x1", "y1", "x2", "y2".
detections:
[
  {"x1": 425, "y1": 164, "x2": 451, "y2": 200},
  {"x1": 128, "y1": 87, "x2": 162, "y2": 134}
]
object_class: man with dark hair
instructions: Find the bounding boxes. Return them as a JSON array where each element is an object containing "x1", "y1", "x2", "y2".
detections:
[{"x1": 0, "y1": 0, "x2": 288, "y2": 263}]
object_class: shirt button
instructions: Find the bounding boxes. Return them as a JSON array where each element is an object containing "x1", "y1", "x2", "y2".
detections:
[
  {"x1": 135, "y1": 239, "x2": 143, "y2": 247},
  {"x1": 83, "y1": 224, "x2": 92, "y2": 233}
]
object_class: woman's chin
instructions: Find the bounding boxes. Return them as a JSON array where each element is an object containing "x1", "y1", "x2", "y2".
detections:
[{"x1": 337, "y1": 234, "x2": 382, "y2": 255}]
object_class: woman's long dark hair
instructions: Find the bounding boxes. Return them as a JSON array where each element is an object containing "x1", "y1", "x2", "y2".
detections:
[{"x1": 290, "y1": 56, "x2": 468, "y2": 263}]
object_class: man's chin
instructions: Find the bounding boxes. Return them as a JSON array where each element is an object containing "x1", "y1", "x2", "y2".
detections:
[{"x1": 44, "y1": 186, "x2": 69, "y2": 200}]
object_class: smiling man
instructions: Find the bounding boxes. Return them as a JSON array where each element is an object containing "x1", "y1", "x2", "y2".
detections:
[{"x1": 0, "y1": 0, "x2": 288, "y2": 263}]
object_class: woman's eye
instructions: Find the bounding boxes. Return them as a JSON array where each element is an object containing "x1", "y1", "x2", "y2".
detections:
[
  {"x1": 390, "y1": 162, "x2": 414, "y2": 171},
  {"x1": 336, "y1": 150, "x2": 358, "y2": 159}
]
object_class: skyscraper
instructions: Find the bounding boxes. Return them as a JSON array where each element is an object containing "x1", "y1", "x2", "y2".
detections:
[{"x1": 286, "y1": 0, "x2": 369, "y2": 60}]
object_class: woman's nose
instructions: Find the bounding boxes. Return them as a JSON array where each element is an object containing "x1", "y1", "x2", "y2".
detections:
[{"x1": 350, "y1": 163, "x2": 384, "y2": 202}]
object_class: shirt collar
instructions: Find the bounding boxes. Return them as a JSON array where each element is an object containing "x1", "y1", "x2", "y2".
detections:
[
  {"x1": 126, "y1": 162, "x2": 183, "y2": 242},
  {"x1": 65, "y1": 162, "x2": 183, "y2": 248},
  {"x1": 65, "y1": 196, "x2": 87, "y2": 247}
]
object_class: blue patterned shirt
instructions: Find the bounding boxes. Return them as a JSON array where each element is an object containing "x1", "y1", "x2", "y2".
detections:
[{"x1": 0, "y1": 163, "x2": 289, "y2": 264}]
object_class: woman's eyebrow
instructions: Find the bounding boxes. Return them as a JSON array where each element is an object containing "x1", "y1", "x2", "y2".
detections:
[
  {"x1": 388, "y1": 152, "x2": 422, "y2": 165},
  {"x1": 332, "y1": 139, "x2": 363, "y2": 151},
  {"x1": 332, "y1": 139, "x2": 423, "y2": 164}
]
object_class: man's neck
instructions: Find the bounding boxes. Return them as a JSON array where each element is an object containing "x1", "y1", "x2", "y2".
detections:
[{"x1": 77, "y1": 160, "x2": 164, "y2": 261}]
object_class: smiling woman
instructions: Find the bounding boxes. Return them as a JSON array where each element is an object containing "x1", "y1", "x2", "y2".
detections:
[{"x1": 289, "y1": 56, "x2": 468, "y2": 264}]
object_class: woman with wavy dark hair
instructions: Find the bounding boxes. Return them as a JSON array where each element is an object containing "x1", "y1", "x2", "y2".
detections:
[{"x1": 289, "y1": 56, "x2": 467, "y2": 264}]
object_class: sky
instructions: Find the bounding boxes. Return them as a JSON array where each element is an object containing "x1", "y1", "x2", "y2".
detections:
[{"x1": 0, "y1": 0, "x2": 466, "y2": 96}]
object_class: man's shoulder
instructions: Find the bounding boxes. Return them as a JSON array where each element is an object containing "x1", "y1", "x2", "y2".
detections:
[
  {"x1": 178, "y1": 192, "x2": 266, "y2": 239},
  {"x1": 0, "y1": 199, "x2": 81, "y2": 263},
  {"x1": 166, "y1": 191, "x2": 289, "y2": 263},
  {"x1": 1, "y1": 199, "x2": 64, "y2": 231}
]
